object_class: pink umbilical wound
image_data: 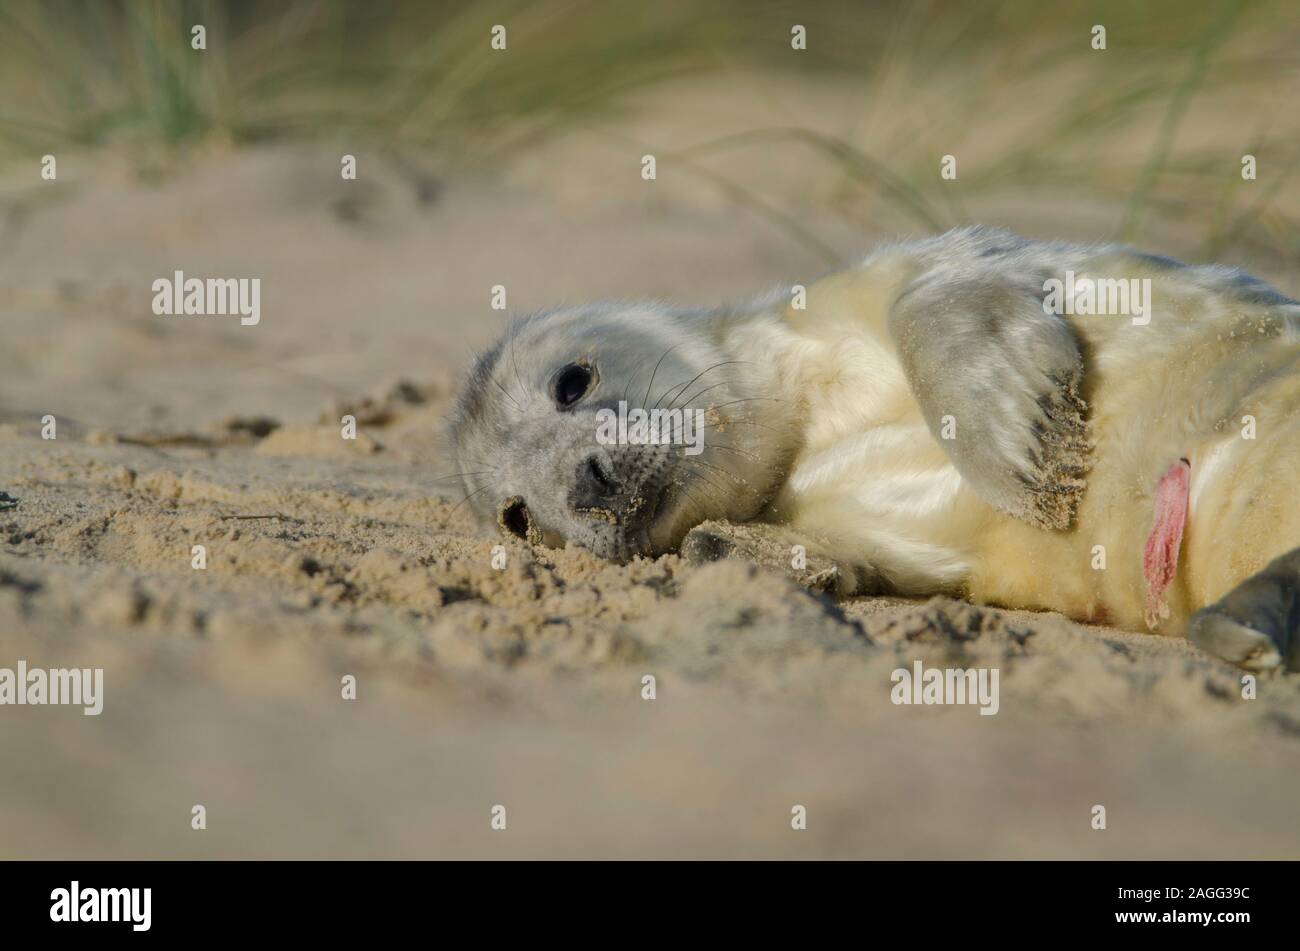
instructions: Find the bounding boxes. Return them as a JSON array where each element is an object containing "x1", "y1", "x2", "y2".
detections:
[{"x1": 1143, "y1": 458, "x2": 1191, "y2": 628}]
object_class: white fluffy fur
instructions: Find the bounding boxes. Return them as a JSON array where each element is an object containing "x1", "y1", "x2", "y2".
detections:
[{"x1": 709, "y1": 228, "x2": 1300, "y2": 629}]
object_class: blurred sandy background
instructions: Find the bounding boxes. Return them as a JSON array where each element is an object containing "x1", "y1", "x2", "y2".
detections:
[{"x1": 1, "y1": 0, "x2": 1298, "y2": 858}]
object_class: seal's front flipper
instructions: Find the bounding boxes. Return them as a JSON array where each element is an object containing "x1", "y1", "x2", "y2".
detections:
[
  {"x1": 1186, "y1": 547, "x2": 1300, "y2": 672},
  {"x1": 889, "y1": 276, "x2": 1091, "y2": 530},
  {"x1": 680, "y1": 520, "x2": 878, "y2": 599}
]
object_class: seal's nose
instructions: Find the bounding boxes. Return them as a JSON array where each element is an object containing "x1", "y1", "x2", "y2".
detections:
[{"x1": 572, "y1": 450, "x2": 621, "y2": 511}]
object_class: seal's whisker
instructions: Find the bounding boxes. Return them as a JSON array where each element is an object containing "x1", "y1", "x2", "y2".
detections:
[
  {"x1": 665, "y1": 479, "x2": 710, "y2": 526},
  {"x1": 674, "y1": 460, "x2": 732, "y2": 499},
  {"x1": 429, "y1": 470, "x2": 497, "y2": 483},
  {"x1": 676, "y1": 457, "x2": 738, "y2": 493},
  {"x1": 704, "y1": 414, "x2": 781, "y2": 434},
  {"x1": 450, "y1": 484, "x2": 492, "y2": 515},
  {"x1": 685, "y1": 477, "x2": 729, "y2": 507},
  {"x1": 621, "y1": 363, "x2": 642, "y2": 406},
  {"x1": 642, "y1": 344, "x2": 679, "y2": 409},
  {"x1": 490, "y1": 374, "x2": 521, "y2": 411},
  {"x1": 670, "y1": 378, "x2": 729, "y2": 411},
  {"x1": 653, "y1": 360, "x2": 746, "y2": 412},
  {"x1": 708, "y1": 396, "x2": 785, "y2": 411},
  {"x1": 701, "y1": 443, "x2": 763, "y2": 464},
  {"x1": 679, "y1": 454, "x2": 751, "y2": 491},
  {"x1": 507, "y1": 329, "x2": 529, "y2": 405}
]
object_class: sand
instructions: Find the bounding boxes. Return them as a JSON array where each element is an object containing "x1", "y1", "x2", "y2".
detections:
[{"x1": 1, "y1": 119, "x2": 1298, "y2": 858}]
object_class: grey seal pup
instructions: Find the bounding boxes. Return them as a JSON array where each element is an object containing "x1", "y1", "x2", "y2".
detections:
[{"x1": 450, "y1": 227, "x2": 1300, "y2": 670}]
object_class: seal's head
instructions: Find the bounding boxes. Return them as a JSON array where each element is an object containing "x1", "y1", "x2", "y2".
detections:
[{"x1": 449, "y1": 302, "x2": 784, "y2": 562}]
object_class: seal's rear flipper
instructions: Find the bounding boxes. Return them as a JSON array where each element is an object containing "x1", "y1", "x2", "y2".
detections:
[{"x1": 1187, "y1": 547, "x2": 1300, "y2": 672}]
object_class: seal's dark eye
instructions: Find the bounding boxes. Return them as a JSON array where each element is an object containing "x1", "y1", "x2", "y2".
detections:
[
  {"x1": 554, "y1": 363, "x2": 594, "y2": 408},
  {"x1": 499, "y1": 497, "x2": 531, "y2": 540}
]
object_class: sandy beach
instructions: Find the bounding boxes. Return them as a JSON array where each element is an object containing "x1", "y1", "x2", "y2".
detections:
[{"x1": 2, "y1": 13, "x2": 1299, "y2": 857}]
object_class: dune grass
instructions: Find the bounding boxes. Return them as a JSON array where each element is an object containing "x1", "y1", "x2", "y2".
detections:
[
  {"x1": 0, "y1": 0, "x2": 1295, "y2": 262},
  {"x1": 0, "y1": 0, "x2": 726, "y2": 158}
]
